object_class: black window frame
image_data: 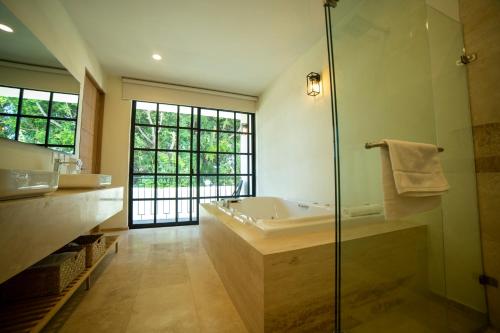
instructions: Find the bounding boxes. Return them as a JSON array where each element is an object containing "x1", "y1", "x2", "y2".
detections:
[
  {"x1": 0, "y1": 84, "x2": 80, "y2": 154},
  {"x1": 129, "y1": 100, "x2": 256, "y2": 228}
]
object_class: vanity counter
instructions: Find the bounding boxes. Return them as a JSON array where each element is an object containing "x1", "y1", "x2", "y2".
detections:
[{"x1": 0, "y1": 187, "x2": 124, "y2": 284}]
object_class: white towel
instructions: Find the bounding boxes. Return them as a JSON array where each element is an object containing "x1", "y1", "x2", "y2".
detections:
[
  {"x1": 381, "y1": 139, "x2": 449, "y2": 220},
  {"x1": 384, "y1": 139, "x2": 449, "y2": 196}
]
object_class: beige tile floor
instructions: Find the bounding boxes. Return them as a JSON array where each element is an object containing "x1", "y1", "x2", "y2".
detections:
[
  {"x1": 40, "y1": 226, "x2": 494, "y2": 333},
  {"x1": 42, "y1": 226, "x2": 248, "y2": 333}
]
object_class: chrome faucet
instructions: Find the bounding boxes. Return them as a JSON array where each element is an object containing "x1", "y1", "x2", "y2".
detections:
[{"x1": 53, "y1": 158, "x2": 82, "y2": 173}]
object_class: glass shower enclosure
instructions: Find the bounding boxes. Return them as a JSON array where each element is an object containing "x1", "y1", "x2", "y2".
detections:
[{"x1": 326, "y1": 0, "x2": 489, "y2": 331}]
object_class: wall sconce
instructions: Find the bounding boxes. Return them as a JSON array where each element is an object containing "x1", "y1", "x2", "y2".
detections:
[{"x1": 306, "y1": 72, "x2": 321, "y2": 96}]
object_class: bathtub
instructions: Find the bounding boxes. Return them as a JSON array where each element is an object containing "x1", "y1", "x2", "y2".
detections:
[{"x1": 214, "y1": 196, "x2": 384, "y2": 236}]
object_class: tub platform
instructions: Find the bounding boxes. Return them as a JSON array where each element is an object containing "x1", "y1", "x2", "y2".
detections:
[{"x1": 199, "y1": 203, "x2": 427, "y2": 333}]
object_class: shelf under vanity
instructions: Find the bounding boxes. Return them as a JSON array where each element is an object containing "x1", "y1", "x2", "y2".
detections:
[{"x1": 0, "y1": 235, "x2": 120, "y2": 333}]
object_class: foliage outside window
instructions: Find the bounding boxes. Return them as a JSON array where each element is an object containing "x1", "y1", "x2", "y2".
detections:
[
  {"x1": 130, "y1": 101, "x2": 255, "y2": 226},
  {"x1": 0, "y1": 85, "x2": 79, "y2": 154}
]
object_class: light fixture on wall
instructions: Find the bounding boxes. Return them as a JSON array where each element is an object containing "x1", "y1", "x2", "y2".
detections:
[
  {"x1": 152, "y1": 54, "x2": 162, "y2": 61},
  {"x1": 306, "y1": 72, "x2": 321, "y2": 96}
]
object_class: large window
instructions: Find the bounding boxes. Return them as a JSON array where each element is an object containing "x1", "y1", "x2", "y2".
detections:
[
  {"x1": 0, "y1": 85, "x2": 79, "y2": 154},
  {"x1": 129, "y1": 101, "x2": 255, "y2": 228}
]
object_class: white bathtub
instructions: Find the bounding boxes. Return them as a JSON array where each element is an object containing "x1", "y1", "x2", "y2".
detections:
[{"x1": 214, "y1": 197, "x2": 385, "y2": 236}]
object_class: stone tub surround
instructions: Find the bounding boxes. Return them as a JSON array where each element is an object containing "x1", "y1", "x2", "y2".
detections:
[
  {"x1": 199, "y1": 204, "x2": 438, "y2": 332},
  {"x1": 0, "y1": 187, "x2": 123, "y2": 284}
]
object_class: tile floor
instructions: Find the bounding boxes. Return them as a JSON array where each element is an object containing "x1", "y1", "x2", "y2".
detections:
[
  {"x1": 40, "y1": 226, "x2": 494, "y2": 333},
  {"x1": 42, "y1": 226, "x2": 248, "y2": 333}
]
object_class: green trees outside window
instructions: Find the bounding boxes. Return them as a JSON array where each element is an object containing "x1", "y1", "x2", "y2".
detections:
[
  {"x1": 0, "y1": 86, "x2": 79, "y2": 154},
  {"x1": 130, "y1": 101, "x2": 255, "y2": 226}
]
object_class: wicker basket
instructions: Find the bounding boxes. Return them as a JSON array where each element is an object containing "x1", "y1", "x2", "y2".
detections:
[
  {"x1": 0, "y1": 249, "x2": 85, "y2": 300},
  {"x1": 68, "y1": 234, "x2": 106, "y2": 267}
]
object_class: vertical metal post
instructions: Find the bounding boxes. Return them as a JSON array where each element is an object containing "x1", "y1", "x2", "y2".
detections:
[
  {"x1": 128, "y1": 101, "x2": 137, "y2": 228},
  {"x1": 14, "y1": 89, "x2": 23, "y2": 140},
  {"x1": 154, "y1": 103, "x2": 159, "y2": 225},
  {"x1": 175, "y1": 105, "x2": 180, "y2": 223},
  {"x1": 324, "y1": 1, "x2": 342, "y2": 332},
  {"x1": 44, "y1": 92, "x2": 54, "y2": 146}
]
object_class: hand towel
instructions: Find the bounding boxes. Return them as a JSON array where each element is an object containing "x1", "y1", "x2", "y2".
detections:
[
  {"x1": 383, "y1": 139, "x2": 449, "y2": 196},
  {"x1": 380, "y1": 139, "x2": 449, "y2": 220}
]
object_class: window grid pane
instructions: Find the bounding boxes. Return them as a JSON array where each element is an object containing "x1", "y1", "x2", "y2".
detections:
[
  {"x1": 0, "y1": 85, "x2": 79, "y2": 153},
  {"x1": 130, "y1": 101, "x2": 255, "y2": 227}
]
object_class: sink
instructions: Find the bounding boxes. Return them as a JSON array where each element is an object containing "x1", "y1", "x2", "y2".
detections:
[
  {"x1": 0, "y1": 169, "x2": 59, "y2": 200},
  {"x1": 58, "y1": 174, "x2": 112, "y2": 189}
]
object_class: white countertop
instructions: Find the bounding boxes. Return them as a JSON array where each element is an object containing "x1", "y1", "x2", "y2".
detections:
[{"x1": 0, "y1": 187, "x2": 124, "y2": 283}]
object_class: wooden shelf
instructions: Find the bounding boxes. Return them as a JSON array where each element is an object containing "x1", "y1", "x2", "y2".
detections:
[{"x1": 0, "y1": 235, "x2": 120, "y2": 333}]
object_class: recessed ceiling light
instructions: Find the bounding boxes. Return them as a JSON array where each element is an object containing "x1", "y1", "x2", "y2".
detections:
[
  {"x1": 152, "y1": 54, "x2": 162, "y2": 61},
  {"x1": 0, "y1": 23, "x2": 14, "y2": 33}
]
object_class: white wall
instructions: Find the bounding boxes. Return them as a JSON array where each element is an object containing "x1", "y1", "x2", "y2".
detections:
[{"x1": 256, "y1": 37, "x2": 335, "y2": 204}]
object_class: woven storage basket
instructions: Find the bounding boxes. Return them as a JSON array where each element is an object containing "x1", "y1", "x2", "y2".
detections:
[
  {"x1": 0, "y1": 248, "x2": 85, "y2": 300},
  {"x1": 69, "y1": 234, "x2": 106, "y2": 267}
]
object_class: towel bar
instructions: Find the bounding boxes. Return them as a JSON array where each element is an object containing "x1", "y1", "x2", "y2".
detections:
[{"x1": 365, "y1": 141, "x2": 444, "y2": 152}]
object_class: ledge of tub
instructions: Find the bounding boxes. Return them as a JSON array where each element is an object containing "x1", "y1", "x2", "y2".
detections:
[
  {"x1": 199, "y1": 203, "x2": 427, "y2": 256},
  {"x1": 0, "y1": 186, "x2": 124, "y2": 284}
]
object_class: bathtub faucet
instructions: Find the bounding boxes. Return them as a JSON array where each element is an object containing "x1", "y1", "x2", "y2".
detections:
[{"x1": 222, "y1": 198, "x2": 241, "y2": 208}]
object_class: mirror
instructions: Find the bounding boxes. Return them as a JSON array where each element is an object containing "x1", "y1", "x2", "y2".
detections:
[{"x1": 0, "y1": 2, "x2": 80, "y2": 154}]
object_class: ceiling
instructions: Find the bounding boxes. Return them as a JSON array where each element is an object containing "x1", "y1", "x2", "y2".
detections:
[
  {"x1": 0, "y1": 2, "x2": 64, "y2": 68},
  {"x1": 60, "y1": 0, "x2": 325, "y2": 96}
]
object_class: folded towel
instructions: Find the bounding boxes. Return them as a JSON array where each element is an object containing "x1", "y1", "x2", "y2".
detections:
[
  {"x1": 383, "y1": 139, "x2": 449, "y2": 196},
  {"x1": 380, "y1": 139, "x2": 449, "y2": 220},
  {"x1": 342, "y1": 204, "x2": 383, "y2": 217}
]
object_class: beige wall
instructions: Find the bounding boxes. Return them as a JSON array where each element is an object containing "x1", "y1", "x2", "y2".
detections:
[
  {"x1": 256, "y1": 37, "x2": 335, "y2": 204},
  {"x1": 0, "y1": 139, "x2": 54, "y2": 171},
  {"x1": 0, "y1": 64, "x2": 79, "y2": 94},
  {"x1": 459, "y1": 0, "x2": 500, "y2": 328},
  {"x1": 426, "y1": 0, "x2": 460, "y2": 21},
  {"x1": 1, "y1": 0, "x2": 105, "y2": 89},
  {"x1": 99, "y1": 76, "x2": 132, "y2": 229},
  {"x1": 122, "y1": 79, "x2": 257, "y2": 113}
]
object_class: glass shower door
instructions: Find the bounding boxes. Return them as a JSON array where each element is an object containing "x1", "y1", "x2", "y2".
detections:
[{"x1": 327, "y1": 0, "x2": 488, "y2": 331}]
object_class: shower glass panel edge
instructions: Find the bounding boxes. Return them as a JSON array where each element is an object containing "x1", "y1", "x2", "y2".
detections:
[
  {"x1": 326, "y1": 0, "x2": 489, "y2": 331},
  {"x1": 324, "y1": 1, "x2": 342, "y2": 332}
]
